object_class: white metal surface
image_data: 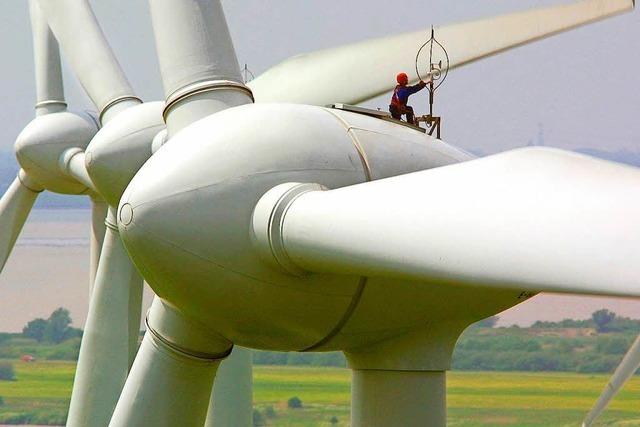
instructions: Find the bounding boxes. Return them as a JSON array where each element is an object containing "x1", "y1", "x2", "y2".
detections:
[
  {"x1": 59, "y1": 148, "x2": 97, "y2": 193},
  {"x1": 28, "y1": 0, "x2": 65, "y2": 116},
  {"x1": 205, "y1": 347, "x2": 253, "y2": 427},
  {"x1": 109, "y1": 333, "x2": 222, "y2": 427},
  {"x1": 36, "y1": 0, "x2": 141, "y2": 120},
  {"x1": 89, "y1": 196, "x2": 108, "y2": 295},
  {"x1": 351, "y1": 370, "x2": 446, "y2": 427},
  {"x1": 254, "y1": 147, "x2": 640, "y2": 297},
  {"x1": 5, "y1": 0, "x2": 636, "y2": 425},
  {"x1": 250, "y1": 0, "x2": 634, "y2": 105},
  {"x1": 15, "y1": 111, "x2": 98, "y2": 195},
  {"x1": 0, "y1": 171, "x2": 42, "y2": 273},
  {"x1": 148, "y1": 0, "x2": 252, "y2": 135},
  {"x1": 110, "y1": 298, "x2": 233, "y2": 427},
  {"x1": 66, "y1": 208, "x2": 144, "y2": 427},
  {"x1": 85, "y1": 102, "x2": 165, "y2": 207}
]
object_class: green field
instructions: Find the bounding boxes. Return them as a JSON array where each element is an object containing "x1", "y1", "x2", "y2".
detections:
[{"x1": 0, "y1": 361, "x2": 639, "y2": 426}]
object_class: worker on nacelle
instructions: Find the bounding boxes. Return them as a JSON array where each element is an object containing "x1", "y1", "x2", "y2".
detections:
[{"x1": 389, "y1": 72, "x2": 431, "y2": 124}]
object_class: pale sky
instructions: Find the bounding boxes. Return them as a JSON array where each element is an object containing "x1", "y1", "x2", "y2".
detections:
[{"x1": 0, "y1": 0, "x2": 638, "y2": 155}]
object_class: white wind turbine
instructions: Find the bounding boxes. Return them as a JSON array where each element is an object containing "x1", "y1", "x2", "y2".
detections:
[
  {"x1": 3, "y1": 0, "x2": 636, "y2": 426},
  {"x1": 19, "y1": 1, "x2": 253, "y2": 426},
  {"x1": 0, "y1": 2, "x2": 149, "y2": 426},
  {"x1": 0, "y1": 0, "x2": 100, "y2": 278},
  {"x1": 81, "y1": 0, "x2": 635, "y2": 427}
]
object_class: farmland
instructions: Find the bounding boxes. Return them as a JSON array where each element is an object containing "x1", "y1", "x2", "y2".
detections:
[{"x1": 0, "y1": 361, "x2": 639, "y2": 426}]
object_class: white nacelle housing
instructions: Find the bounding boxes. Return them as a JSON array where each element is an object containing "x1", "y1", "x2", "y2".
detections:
[{"x1": 118, "y1": 103, "x2": 519, "y2": 363}]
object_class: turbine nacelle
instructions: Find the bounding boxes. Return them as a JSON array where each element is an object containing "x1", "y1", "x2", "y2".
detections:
[
  {"x1": 15, "y1": 111, "x2": 98, "y2": 194},
  {"x1": 118, "y1": 102, "x2": 519, "y2": 367},
  {"x1": 85, "y1": 102, "x2": 165, "y2": 207}
]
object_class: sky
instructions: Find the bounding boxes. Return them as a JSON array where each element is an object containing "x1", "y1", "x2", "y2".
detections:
[{"x1": 0, "y1": 0, "x2": 637, "y2": 155}]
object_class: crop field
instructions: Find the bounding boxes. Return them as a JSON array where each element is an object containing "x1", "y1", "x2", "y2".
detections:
[{"x1": 0, "y1": 360, "x2": 639, "y2": 426}]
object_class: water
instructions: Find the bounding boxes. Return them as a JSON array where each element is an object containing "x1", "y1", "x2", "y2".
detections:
[
  {"x1": 16, "y1": 237, "x2": 88, "y2": 247},
  {"x1": 15, "y1": 208, "x2": 91, "y2": 247},
  {"x1": 27, "y1": 208, "x2": 91, "y2": 223}
]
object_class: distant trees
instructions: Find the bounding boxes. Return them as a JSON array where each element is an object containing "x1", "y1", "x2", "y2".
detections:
[
  {"x1": 22, "y1": 318, "x2": 48, "y2": 342},
  {"x1": 596, "y1": 336, "x2": 630, "y2": 355},
  {"x1": 0, "y1": 362, "x2": 15, "y2": 381},
  {"x1": 252, "y1": 409, "x2": 266, "y2": 427},
  {"x1": 531, "y1": 318, "x2": 594, "y2": 329},
  {"x1": 22, "y1": 308, "x2": 81, "y2": 344},
  {"x1": 530, "y1": 310, "x2": 640, "y2": 334},
  {"x1": 287, "y1": 396, "x2": 303, "y2": 409},
  {"x1": 475, "y1": 316, "x2": 499, "y2": 328},
  {"x1": 592, "y1": 309, "x2": 616, "y2": 333}
]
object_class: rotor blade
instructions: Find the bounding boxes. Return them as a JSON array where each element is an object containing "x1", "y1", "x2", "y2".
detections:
[
  {"x1": 205, "y1": 347, "x2": 253, "y2": 427},
  {"x1": 36, "y1": 0, "x2": 140, "y2": 122},
  {"x1": 249, "y1": 0, "x2": 634, "y2": 105},
  {"x1": 254, "y1": 147, "x2": 640, "y2": 297},
  {"x1": 89, "y1": 196, "x2": 108, "y2": 297},
  {"x1": 147, "y1": 0, "x2": 252, "y2": 136},
  {"x1": 66, "y1": 207, "x2": 143, "y2": 427},
  {"x1": 28, "y1": 0, "x2": 65, "y2": 116},
  {"x1": 0, "y1": 171, "x2": 42, "y2": 273},
  {"x1": 582, "y1": 334, "x2": 640, "y2": 427}
]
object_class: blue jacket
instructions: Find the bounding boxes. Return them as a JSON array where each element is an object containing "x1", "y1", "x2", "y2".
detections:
[{"x1": 391, "y1": 82, "x2": 427, "y2": 107}]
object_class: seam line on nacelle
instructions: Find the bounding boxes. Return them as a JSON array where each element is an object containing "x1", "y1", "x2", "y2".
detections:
[
  {"x1": 323, "y1": 109, "x2": 372, "y2": 182},
  {"x1": 301, "y1": 276, "x2": 368, "y2": 352}
]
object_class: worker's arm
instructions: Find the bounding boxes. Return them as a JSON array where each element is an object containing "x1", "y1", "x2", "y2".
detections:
[{"x1": 406, "y1": 81, "x2": 428, "y2": 94}]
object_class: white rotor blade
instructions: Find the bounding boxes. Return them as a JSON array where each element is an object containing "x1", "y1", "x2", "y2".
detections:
[
  {"x1": 0, "y1": 171, "x2": 42, "y2": 273},
  {"x1": 255, "y1": 147, "x2": 640, "y2": 297},
  {"x1": 583, "y1": 334, "x2": 640, "y2": 427},
  {"x1": 66, "y1": 208, "x2": 143, "y2": 427},
  {"x1": 36, "y1": 0, "x2": 139, "y2": 120},
  {"x1": 28, "y1": 0, "x2": 65, "y2": 115},
  {"x1": 249, "y1": 0, "x2": 633, "y2": 105}
]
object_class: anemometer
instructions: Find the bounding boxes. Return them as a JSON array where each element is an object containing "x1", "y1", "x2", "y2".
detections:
[
  {"x1": 241, "y1": 63, "x2": 255, "y2": 84},
  {"x1": 414, "y1": 27, "x2": 449, "y2": 139}
]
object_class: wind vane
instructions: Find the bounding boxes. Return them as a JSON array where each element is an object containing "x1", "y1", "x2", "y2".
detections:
[{"x1": 414, "y1": 26, "x2": 450, "y2": 139}]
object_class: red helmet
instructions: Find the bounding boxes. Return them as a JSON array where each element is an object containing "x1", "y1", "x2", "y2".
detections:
[{"x1": 396, "y1": 72, "x2": 409, "y2": 85}]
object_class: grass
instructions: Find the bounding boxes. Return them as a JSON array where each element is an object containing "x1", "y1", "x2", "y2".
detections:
[{"x1": 0, "y1": 360, "x2": 639, "y2": 425}]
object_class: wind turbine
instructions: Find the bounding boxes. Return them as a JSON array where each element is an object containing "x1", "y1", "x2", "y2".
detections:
[
  {"x1": 0, "y1": 2, "x2": 150, "y2": 426},
  {"x1": 4, "y1": 0, "x2": 635, "y2": 426},
  {"x1": 68, "y1": 0, "x2": 634, "y2": 426},
  {"x1": 12, "y1": 1, "x2": 253, "y2": 426},
  {"x1": 0, "y1": 0, "x2": 99, "y2": 278}
]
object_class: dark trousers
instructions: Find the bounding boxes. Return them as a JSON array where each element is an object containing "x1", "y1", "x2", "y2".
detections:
[{"x1": 389, "y1": 105, "x2": 415, "y2": 124}]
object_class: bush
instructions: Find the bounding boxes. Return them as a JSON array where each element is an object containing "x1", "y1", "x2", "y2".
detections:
[
  {"x1": 596, "y1": 336, "x2": 630, "y2": 355},
  {"x1": 592, "y1": 309, "x2": 616, "y2": 333},
  {"x1": 252, "y1": 409, "x2": 266, "y2": 427},
  {"x1": 0, "y1": 396, "x2": 4, "y2": 406},
  {"x1": 576, "y1": 354, "x2": 621, "y2": 373},
  {"x1": 264, "y1": 405, "x2": 276, "y2": 418},
  {"x1": 330, "y1": 415, "x2": 339, "y2": 424},
  {"x1": 287, "y1": 396, "x2": 303, "y2": 409},
  {"x1": 0, "y1": 412, "x2": 33, "y2": 424},
  {"x1": 23, "y1": 318, "x2": 48, "y2": 342},
  {"x1": 0, "y1": 362, "x2": 16, "y2": 381},
  {"x1": 45, "y1": 338, "x2": 81, "y2": 360}
]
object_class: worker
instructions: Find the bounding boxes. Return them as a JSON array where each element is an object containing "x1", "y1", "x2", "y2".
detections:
[{"x1": 389, "y1": 72, "x2": 431, "y2": 124}]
